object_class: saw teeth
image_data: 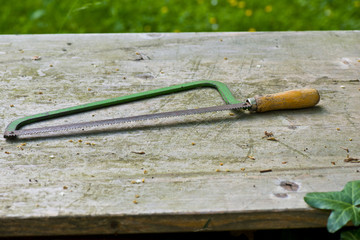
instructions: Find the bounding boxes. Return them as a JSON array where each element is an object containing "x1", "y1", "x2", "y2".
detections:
[
  {"x1": 4, "y1": 131, "x2": 16, "y2": 139},
  {"x1": 10, "y1": 102, "x2": 247, "y2": 137}
]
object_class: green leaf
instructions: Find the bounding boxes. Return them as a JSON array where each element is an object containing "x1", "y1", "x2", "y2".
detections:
[
  {"x1": 341, "y1": 228, "x2": 360, "y2": 240},
  {"x1": 304, "y1": 180, "x2": 360, "y2": 233}
]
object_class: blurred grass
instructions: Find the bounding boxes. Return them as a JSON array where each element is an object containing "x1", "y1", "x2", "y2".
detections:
[{"x1": 0, "y1": 0, "x2": 359, "y2": 34}]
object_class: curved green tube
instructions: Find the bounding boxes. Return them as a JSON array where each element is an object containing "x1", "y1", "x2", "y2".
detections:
[{"x1": 4, "y1": 80, "x2": 240, "y2": 138}]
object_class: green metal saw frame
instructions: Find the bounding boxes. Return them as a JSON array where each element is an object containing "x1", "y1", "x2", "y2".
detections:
[{"x1": 4, "y1": 80, "x2": 240, "y2": 137}]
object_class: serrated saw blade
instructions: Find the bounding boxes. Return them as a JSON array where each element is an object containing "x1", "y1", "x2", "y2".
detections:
[{"x1": 4, "y1": 102, "x2": 251, "y2": 138}]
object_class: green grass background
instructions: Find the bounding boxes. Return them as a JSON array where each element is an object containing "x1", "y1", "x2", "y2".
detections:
[{"x1": 0, "y1": 0, "x2": 359, "y2": 34}]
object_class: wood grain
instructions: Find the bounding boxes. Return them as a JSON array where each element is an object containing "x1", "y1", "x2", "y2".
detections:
[{"x1": 0, "y1": 31, "x2": 359, "y2": 236}]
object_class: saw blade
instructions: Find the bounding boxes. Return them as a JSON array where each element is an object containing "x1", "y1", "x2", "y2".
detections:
[{"x1": 4, "y1": 102, "x2": 250, "y2": 138}]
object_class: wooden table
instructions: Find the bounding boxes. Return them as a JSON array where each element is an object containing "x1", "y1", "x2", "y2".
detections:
[{"x1": 0, "y1": 31, "x2": 359, "y2": 237}]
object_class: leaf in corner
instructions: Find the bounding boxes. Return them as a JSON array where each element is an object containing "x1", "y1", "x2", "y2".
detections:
[
  {"x1": 341, "y1": 228, "x2": 360, "y2": 240},
  {"x1": 304, "y1": 180, "x2": 360, "y2": 233}
]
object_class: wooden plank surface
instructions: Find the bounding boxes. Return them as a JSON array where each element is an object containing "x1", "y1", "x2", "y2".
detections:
[{"x1": 0, "y1": 31, "x2": 359, "y2": 236}]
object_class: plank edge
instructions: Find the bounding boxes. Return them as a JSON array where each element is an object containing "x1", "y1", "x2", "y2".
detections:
[{"x1": 0, "y1": 208, "x2": 333, "y2": 237}]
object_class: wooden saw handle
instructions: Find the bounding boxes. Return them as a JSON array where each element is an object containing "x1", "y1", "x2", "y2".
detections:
[{"x1": 253, "y1": 89, "x2": 320, "y2": 112}]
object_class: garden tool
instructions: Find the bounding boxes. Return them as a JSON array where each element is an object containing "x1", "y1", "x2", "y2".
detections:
[{"x1": 4, "y1": 80, "x2": 320, "y2": 139}]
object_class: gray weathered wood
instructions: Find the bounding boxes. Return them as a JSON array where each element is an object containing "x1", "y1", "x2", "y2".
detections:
[{"x1": 0, "y1": 31, "x2": 359, "y2": 236}]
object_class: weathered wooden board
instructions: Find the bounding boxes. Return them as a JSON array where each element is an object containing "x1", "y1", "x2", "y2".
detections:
[{"x1": 0, "y1": 31, "x2": 359, "y2": 236}]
